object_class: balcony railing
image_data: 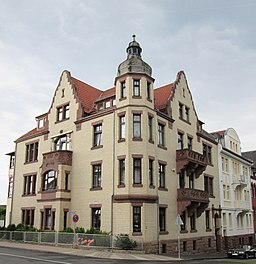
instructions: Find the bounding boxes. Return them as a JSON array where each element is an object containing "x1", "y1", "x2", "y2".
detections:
[
  {"x1": 177, "y1": 188, "x2": 210, "y2": 217},
  {"x1": 176, "y1": 149, "x2": 210, "y2": 177}
]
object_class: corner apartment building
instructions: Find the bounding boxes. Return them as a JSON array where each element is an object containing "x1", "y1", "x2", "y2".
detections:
[
  {"x1": 242, "y1": 150, "x2": 256, "y2": 236},
  {"x1": 6, "y1": 36, "x2": 221, "y2": 254},
  {"x1": 211, "y1": 129, "x2": 254, "y2": 248}
]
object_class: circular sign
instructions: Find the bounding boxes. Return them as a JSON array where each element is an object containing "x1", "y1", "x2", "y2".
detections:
[{"x1": 73, "y1": 214, "x2": 79, "y2": 223}]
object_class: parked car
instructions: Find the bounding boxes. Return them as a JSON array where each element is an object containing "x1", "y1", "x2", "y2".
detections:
[{"x1": 227, "y1": 244, "x2": 256, "y2": 259}]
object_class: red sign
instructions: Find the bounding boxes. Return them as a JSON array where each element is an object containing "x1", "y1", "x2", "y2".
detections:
[{"x1": 73, "y1": 214, "x2": 79, "y2": 223}]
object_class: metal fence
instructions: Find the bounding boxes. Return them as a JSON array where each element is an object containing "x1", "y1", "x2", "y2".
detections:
[{"x1": 0, "y1": 231, "x2": 143, "y2": 251}]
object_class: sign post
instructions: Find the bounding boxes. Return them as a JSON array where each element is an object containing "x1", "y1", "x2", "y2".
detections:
[{"x1": 175, "y1": 214, "x2": 184, "y2": 259}]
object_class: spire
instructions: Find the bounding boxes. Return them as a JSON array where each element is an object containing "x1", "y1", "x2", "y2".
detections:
[{"x1": 126, "y1": 34, "x2": 142, "y2": 59}]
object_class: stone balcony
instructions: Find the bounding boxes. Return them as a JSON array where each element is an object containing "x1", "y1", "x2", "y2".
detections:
[
  {"x1": 177, "y1": 188, "x2": 210, "y2": 217},
  {"x1": 41, "y1": 150, "x2": 72, "y2": 173},
  {"x1": 176, "y1": 149, "x2": 210, "y2": 178}
]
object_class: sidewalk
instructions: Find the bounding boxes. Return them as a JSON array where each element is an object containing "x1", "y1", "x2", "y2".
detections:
[{"x1": 0, "y1": 240, "x2": 226, "y2": 261}]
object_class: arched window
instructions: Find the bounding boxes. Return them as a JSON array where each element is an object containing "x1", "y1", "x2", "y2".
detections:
[{"x1": 42, "y1": 170, "x2": 57, "y2": 191}]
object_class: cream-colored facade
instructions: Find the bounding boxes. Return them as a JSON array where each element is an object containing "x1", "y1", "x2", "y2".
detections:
[
  {"x1": 212, "y1": 128, "x2": 254, "y2": 248},
  {"x1": 7, "y1": 37, "x2": 222, "y2": 254}
]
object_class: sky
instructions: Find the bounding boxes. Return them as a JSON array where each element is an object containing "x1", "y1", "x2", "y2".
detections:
[{"x1": 0, "y1": 0, "x2": 256, "y2": 204}]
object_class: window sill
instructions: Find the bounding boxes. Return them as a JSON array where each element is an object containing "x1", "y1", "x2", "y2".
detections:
[
  {"x1": 159, "y1": 231, "x2": 169, "y2": 235},
  {"x1": 22, "y1": 194, "x2": 36, "y2": 197},
  {"x1": 118, "y1": 138, "x2": 125, "y2": 143},
  {"x1": 149, "y1": 185, "x2": 155, "y2": 189},
  {"x1": 55, "y1": 118, "x2": 70, "y2": 124},
  {"x1": 148, "y1": 139, "x2": 154, "y2": 144},
  {"x1": 147, "y1": 98, "x2": 152, "y2": 103},
  {"x1": 190, "y1": 229, "x2": 197, "y2": 233},
  {"x1": 133, "y1": 184, "x2": 143, "y2": 188},
  {"x1": 24, "y1": 160, "x2": 38, "y2": 165},
  {"x1": 90, "y1": 187, "x2": 102, "y2": 191},
  {"x1": 206, "y1": 228, "x2": 212, "y2": 232},
  {"x1": 40, "y1": 189, "x2": 57, "y2": 193},
  {"x1": 180, "y1": 230, "x2": 188, "y2": 234},
  {"x1": 119, "y1": 97, "x2": 127, "y2": 101},
  {"x1": 132, "y1": 232, "x2": 142, "y2": 236},
  {"x1": 118, "y1": 184, "x2": 125, "y2": 188},
  {"x1": 158, "y1": 187, "x2": 168, "y2": 191},
  {"x1": 132, "y1": 138, "x2": 142, "y2": 141},
  {"x1": 157, "y1": 145, "x2": 167, "y2": 150},
  {"x1": 132, "y1": 96, "x2": 142, "y2": 99},
  {"x1": 91, "y1": 145, "x2": 103, "y2": 150}
]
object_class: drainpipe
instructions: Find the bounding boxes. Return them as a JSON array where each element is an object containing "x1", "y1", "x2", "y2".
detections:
[{"x1": 111, "y1": 109, "x2": 116, "y2": 246}]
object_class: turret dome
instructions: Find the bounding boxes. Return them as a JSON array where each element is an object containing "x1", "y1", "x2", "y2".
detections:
[{"x1": 117, "y1": 35, "x2": 152, "y2": 77}]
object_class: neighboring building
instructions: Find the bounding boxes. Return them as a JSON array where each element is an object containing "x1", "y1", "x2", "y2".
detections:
[
  {"x1": 7, "y1": 36, "x2": 222, "y2": 254},
  {"x1": 242, "y1": 150, "x2": 256, "y2": 236},
  {"x1": 0, "y1": 204, "x2": 6, "y2": 227},
  {"x1": 211, "y1": 129, "x2": 254, "y2": 248},
  {"x1": 5, "y1": 151, "x2": 15, "y2": 227}
]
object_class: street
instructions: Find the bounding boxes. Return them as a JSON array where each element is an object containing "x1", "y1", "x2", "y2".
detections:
[{"x1": 1, "y1": 246, "x2": 256, "y2": 263}]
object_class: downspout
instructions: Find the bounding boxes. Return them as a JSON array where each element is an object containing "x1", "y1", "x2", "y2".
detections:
[
  {"x1": 111, "y1": 108, "x2": 116, "y2": 243},
  {"x1": 9, "y1": 144, "x2": 17, "y2": 225}
]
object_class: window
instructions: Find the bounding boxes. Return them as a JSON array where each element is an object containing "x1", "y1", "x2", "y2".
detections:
[
  {"x1": 189, "y1": 174, "x2": 194, "y2": 189},
  {"x1": 203, "y1": 144, "x2": 212, "y2": 163},
  {"x1": 119, "y1": 116, "x2": 125, "y2": 140},
  {"x1": 179, "y1": 171, "x2": 185, "y2": 189},
  {"x1": 147, "y1": 82, "x2": 151, "y2": 100},
  {"x1": 133, "y1": 114, "x2": 141, "y2": 139},
  {"x1": 133, "y1": 158, "x2": 142, "y2": 184},
  {"x1": 159, "y1": 208, "x2": 166, "y2": 231},
  {"x1": 133, "y1": 79, "x2": 140, "y2": 96},
  {"x1": 119, "y1": 159, "x2": 125, "y2": 185},
  {"x1": 205, "y1": 210, "x2": 210, "y2": 230},
  {"x1": 158, "y1": 123, "x2": 165, "y2": 146},
  {"x1": 23, "y1": 174, "x2": 36, "y2": 195},
  {"x1": 93, "y1": 124, "x2": 102, "y2": 147},
  {"x1": 180, "y1": 212, "x2": 186, "y2": 231},
  {"x1": 179, "y1": 103, "x2": 183, "y2": 119},
  {"x1": 204, "y1": 175, "x2": 213, "y2": 196},
  {"x1": 188, "y1": 137, "x2": 193, "y2": 150},
  {"x1": 42, "y1": 170, "x2": 57, "y2": 191},
  {"x1": 148, "y1": 116, "x2": 153, "y2": 141},
  {"x1": 121, "y1": 81, "x2": 126, "y2": 98},
  {"x1": 92, "y1": 164, "x2": 101, "y2": 188},
  {"x1": 44, "y1": 209, "x2": 55, "y2": 230},
  {"x1": 57, "y1": 104, "x2": 69, "y2": 121},
  {"x1": 133, "y1": 206, "x2": 141, "y2": 232},
  {"x1": 185, "y1": 107, "x2": 189, "y2": 122},
  {"x1": 54, "y1": 134, "x2": 70, "y2": 150},
  {"x1": 105, "y1": 101, "x2": 110, "y2": 108},
  {"x1": 65, "y1": 172, "x2": 69, "y2": 191},
  {"x1": 149, "y1": 159, "x2": 154, "y2": 186},
  {"x1": 92, "y1": 208, "x2": 101, "y2": 230},
  {"x1": 8, "y1": 176, "x2": 13, "y2": 198},
  {"x1": 63, "y1": 211, "x2": 68, "y2": 230},
  {"x1": 190, "y1": 212, "x2": 196, "y2": 231},
  {"x1": 159, "y1": 163, "x2": 166, "y2": 188},
  {"x1": 22, "y1": 209, "x2": 35, "y2": 227},
  {"x1": 178, "y1": 133, "x2": 184, "y2": 150},
  {"x1": 25, "y1": 142, "x2": 39, "y2": 163}
]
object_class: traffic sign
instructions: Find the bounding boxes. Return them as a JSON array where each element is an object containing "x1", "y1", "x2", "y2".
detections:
[{"x1": 73, "y1": 214, "x2": 79, "y2": 223}]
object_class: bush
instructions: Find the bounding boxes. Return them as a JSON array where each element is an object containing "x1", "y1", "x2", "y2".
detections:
[
  {"x1": 16, "y1": 223, "x2": 37, "y2": 232},
  {"x1": 75, "y1": 227, "x2": 85, "y2": 233},
  {"x1": 115, "y1": 234, "x2": 137, "y2": 250},
  {"x1": 6, "y1": 224, "x2": 15, "y2": 231},
  {"x1": 85, "y1": 228, "x2": 108, "y2": 235},
  {"x1": 61, "y1": 227, "x2": 74, "y2": 233}
]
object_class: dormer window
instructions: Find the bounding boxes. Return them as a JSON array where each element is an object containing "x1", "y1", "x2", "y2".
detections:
[{"x1": 57, "y1": 104, "x2": 69, "y2": 122}]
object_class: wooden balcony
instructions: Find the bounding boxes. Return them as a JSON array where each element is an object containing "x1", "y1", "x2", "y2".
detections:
[
  {"x1": 176, "y1": 149, "x2": 210, "y2": 178},
  {"x1": 177, "y1": 188, "x2": 210, "y2": 217}
]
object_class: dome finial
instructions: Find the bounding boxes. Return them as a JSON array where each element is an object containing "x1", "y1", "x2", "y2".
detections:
[{"x1": 132, "y1": 34, "x2": 136, "y2": 41}]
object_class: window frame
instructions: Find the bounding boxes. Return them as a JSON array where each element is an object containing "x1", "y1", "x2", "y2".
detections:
[
  {"x1": 92, "y1": 164, "x2": 102, "y2": 188},
  {"x1": 158, "y1": 123, "x2": 165, "y2": 146},
  {"x1": 121, "y1": 81, "x2": 126, "y2": 99},
  {"x1": 133, "y1": 79, "x2": 140, "y2": 97},
  {"x1": 133, "y1": 206, "x2": 141, "y2": 233},
  {"x1": 159, "y1": 207, "x2": 166, "y2": 232},
  {"x1": 133, "y1": 158, "x2": 142, "y2": 184},
  {"x1": 25, "y1": 141, "x2": 39, "y2": 163},
  {"x1": 93, "y1": 124, "x2": 102, "y2": 147},
  {"x1": 119, "y1": 115, "x2": 125, "y2": 140},
  {"x1": 119, "y1": 159, "x2": 125, "y2": 185},
  {"x1": 42, "y1": 170, "x2": 57, "y2": 191},
  {"x1": 159, "y1": 163, "x2": 166, "y2": 188},
  {"x1": 91, "y1": 208, "x2": 101, "y2": 230},
  {"x1": 133, "y1": 114, "x2": 141, "y2": 139}
]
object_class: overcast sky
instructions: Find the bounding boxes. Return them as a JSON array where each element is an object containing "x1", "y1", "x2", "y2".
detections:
[{"x1": 1, "y1": 0, "x2": 256, "y2": 204}]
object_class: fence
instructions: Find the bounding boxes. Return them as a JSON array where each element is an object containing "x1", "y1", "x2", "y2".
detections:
[{"x1": 0, "y1": 231, "x2": 143, "y2": 251}]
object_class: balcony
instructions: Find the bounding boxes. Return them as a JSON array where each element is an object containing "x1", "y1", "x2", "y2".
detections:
[
  {"x1": 177, "y1": 188, "x2": 210, "y2": 217},
  {"x1": 41, "y1": 150, "x2": 72, "y2": 173},
  {"x1": 176, "y1": 149, "x2": 210, "y2": 178}
]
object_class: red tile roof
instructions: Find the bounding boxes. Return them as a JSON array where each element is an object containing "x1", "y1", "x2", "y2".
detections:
[
  {"x1": 15, "y1": 128, "x2": 48, "y2": 143},
  {"x1": 211, "y1": 130, "x2": 226, "y2": 136},
  {"x1": 98, "y1": 87, "x2": 115, "y2": 101},
  {"x1": 154, "y1": 83, "x2": 175, "y2": 110},
  {"x1": 71, "y1": 77, "x2": 102, "y2": 113}
]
